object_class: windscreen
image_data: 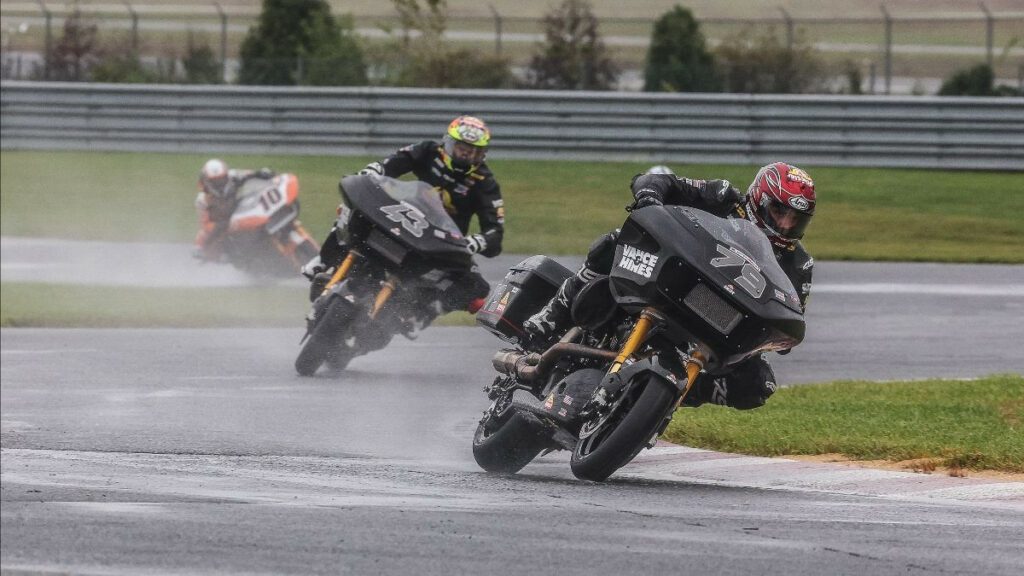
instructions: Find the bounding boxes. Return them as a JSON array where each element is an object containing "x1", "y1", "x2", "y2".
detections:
[
  {"x1": 685, "y1": 208, "x2": 798, "y2": 299},
  {"x1": 377, "y1": 178, "x2": 462, "y2": 237}
]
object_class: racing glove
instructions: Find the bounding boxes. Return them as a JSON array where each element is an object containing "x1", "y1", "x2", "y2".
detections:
[
  {"x1": 627, "y1": 188, "x2": 664, "y2": 212},
  {"x1": 255, "y1": 167, "x2": 275, "y2": 179},
  {"x1": 358, "y1": 162, "x2": 384, "y2": 177},
  {"x1": 707, "y1": 179, "x2": 743, "y2": 206},
  {"x1": 465, "y1": 234, "x2": 488, "y2": 254}
]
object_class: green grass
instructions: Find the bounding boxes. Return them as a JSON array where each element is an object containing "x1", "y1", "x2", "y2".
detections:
[
  {"x1": 665, "y1": 375, "x2": 1024, "y2": 473},
  {"x1": 0, "y1": 282, "x2": 477, "y2": 328},
  {"x1": 3, "y1": 150, "x2": 1023, "y2": 263}
]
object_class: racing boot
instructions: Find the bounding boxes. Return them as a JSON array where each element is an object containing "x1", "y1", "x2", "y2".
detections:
[
  {"x1": 680, "y1": 376, "x2": 729, "y2": 408},
  {"x1": 521, "y1": 267, "x2": 593, "y2": 348}
]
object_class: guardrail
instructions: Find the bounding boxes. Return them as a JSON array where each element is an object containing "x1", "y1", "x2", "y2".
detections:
[{"x1": 2, "y1": 81, "x2": 1022, "y2": 170}]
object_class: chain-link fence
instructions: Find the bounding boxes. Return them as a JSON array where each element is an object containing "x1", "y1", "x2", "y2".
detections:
[{"x1": 2, "y1": 3, "x2": 1022, "y2": 94}]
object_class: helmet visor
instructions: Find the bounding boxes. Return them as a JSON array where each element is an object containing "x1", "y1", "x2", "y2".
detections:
[
  {"x1": 445, "y1": 138, "x2": 487, "y2": 169},
  {"x1": 760, "y1": 199, "x2": 813, "y2": 241},
  {"x1": 202, "y1": 174, "x2": 228, "y2": 196}
]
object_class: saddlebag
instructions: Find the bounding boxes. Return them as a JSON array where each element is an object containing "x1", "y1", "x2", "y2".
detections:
[{"x1": 476, "y1": 255, "x2": 573, "y2": 344}]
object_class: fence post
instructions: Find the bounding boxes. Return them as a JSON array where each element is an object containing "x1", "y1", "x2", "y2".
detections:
[
  {"x1": 880, "y1": 3, "x2": 892, "y2": 95},
  {"x1": 213, "y1": 2, "x2": 227, "y2": 83},
  {"x1": 123, "y1": 1, "x2": 139, "y2": 53},
  {"x1": 979, "y1": 2, "x2": 994, "y2": 68},
  {"x1": 488, "y1": 4, "x2": 502, "y2": 56},
  {"x1": 35, "y1": 0, "x2": 51, "y2": 79},
  {"x1": 778, "y1": 7, "x2": 793, "y2": 50}
]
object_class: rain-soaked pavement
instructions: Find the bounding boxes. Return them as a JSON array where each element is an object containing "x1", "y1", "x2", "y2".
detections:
[{"x1": 2, "y1": 238, "x2": 1023, "y2": 575}]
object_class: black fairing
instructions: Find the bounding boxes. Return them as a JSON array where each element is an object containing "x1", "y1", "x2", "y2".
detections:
[
  {"x1": 609, "y1": 205, "x2": 804, "y2": 367},
  {"x1": 339, "y1": 175, "x2": 472, "y2": 271}
]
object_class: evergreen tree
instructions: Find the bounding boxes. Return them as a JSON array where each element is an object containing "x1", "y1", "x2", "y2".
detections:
[
  {"x1": 643, "y1": 5, "x2": 717, "y2": 92},
  {"x1": 238, "y1": 0, "x2": 366, "y2": 86}
]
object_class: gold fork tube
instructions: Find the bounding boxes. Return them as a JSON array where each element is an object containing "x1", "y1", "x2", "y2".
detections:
[
  {"x1": 608, "y1": 308, "x2": 661, "y2": 374},
  {"x1": 322, "y1": 252, "x2": 357, "y2": 295},
  {"x1": 368, "y1": 275, "x2": 398, "y2": 320}
]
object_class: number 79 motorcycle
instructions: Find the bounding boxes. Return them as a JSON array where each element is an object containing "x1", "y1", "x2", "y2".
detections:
[{"x1": 473, "y1": 205, "x2": 805, "y2": 481}]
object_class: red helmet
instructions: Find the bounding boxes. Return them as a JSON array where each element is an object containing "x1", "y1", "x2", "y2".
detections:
[{"x1": 745, "y1": 162, "x2": 815, "y2": 249}]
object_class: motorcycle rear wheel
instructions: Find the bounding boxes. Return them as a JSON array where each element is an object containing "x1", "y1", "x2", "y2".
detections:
[
  {"x1": 569, "y1": 375, "x2": 676, "y2": 482},
  {"x1": 295, "y1": 297, "x2": 354, "y2": 376},
  {"x1": 472, "y1": 410, "x2": 550, "y2": 474}
]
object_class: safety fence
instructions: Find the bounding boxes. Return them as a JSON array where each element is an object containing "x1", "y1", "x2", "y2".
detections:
[{"x1": 2, "y1": 81, "x2": 1022, "y2": 170}]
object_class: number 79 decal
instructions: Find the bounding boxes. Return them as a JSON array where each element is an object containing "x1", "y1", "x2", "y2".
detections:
[
  {"x1": 380, "y1": 203, "x2": 428, "y2": 238},
  {"x1": 710, "y1": 244, "x2": 766, "y2": 298}
]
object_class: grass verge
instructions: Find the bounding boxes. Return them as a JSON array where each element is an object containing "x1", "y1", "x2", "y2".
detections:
[
  {"x1": 0, "y1": 283, "x2": 477, "y2": 328},
  {"x1": 3, "y1": 150, "x2": 1023, "y2": 263},
  {"x1": 664, "y1": 374, "x2": 1024, "y2": 474}
]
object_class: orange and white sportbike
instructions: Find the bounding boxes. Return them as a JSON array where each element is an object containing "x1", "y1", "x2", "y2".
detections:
[
  {"x1": 473, "y1": 206, "x2": 805, "y2": 481},
  {"x1": 221, "y1": 173, "x2": 319, "y2": 277}
]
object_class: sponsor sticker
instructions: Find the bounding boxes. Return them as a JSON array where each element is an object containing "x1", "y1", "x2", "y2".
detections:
[
  {"x1": 617, "y1": 245, "x2": 659, "y2": 278},
  {"x1": 789, "y1": 196, "x2": 810, "y2": 210}
]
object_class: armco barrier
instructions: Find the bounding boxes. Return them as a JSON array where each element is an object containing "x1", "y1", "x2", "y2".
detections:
[{"x1": 2, "y1": 81, "x2": 1022, "y2": 170}]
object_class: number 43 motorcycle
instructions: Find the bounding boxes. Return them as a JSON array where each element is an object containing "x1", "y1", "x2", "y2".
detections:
[
  {"x1": 473, "y1": 205, "x2": 805, "y2": 481},
  {"x1": 294, "y1": 175, "x2": 477, "y2": 376}
]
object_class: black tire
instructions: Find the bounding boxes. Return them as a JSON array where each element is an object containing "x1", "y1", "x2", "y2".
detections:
[
  {"x1": 295, "y1": 297, "x2": 354, "y2": 376},
  {"x1": 570, "y1": 375, "x2": 676, "y2": 482},
  {"x1": 472, "y1": 411, "x2": 550, "y2": 474}
]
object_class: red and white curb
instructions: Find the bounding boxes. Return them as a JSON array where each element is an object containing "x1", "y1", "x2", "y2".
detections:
[{"x1": 620, "y1": 444, "x2": 1024, "y2": 507}]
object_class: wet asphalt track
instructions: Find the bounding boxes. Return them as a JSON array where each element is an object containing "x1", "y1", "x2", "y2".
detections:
[{"x1": 2, "y1": 239, "x2": 1024, "y2": 575}]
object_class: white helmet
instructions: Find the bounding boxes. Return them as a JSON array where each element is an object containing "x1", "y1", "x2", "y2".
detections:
[{"x1": 200, "y1": 159, "x2": 229, "y2": 196}]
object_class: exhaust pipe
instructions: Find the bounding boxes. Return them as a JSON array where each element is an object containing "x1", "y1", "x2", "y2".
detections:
[{"x1": 492, "y1": 343, "x2": 618, "y2": 382}]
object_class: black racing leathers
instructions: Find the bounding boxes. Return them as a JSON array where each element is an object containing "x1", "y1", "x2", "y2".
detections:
[
  {"x1": 526, "y1": 172, "x2": 814, "y2": 411},
  {"x1": 315, "y1": 140, "x2": 503, "y2": 310}
]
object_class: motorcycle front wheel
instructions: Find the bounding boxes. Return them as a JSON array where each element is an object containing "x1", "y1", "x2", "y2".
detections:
[
  {"x1": 569, "y1": 375, "x2": 676, "y2": 482},
  {"x1": 295, "y1": 296, "x2": 355, "y2": 376}
]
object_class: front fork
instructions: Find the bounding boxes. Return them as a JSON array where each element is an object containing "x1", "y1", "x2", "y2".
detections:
[
  {"x1": 608, "y1": 306, "x2": 707, "y2": 403},
  {"x1": 319, "y1": 252, "x2": 398, "y2": 321}
]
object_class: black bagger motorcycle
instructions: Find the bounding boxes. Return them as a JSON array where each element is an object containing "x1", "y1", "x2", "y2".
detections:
[
  {"x1": 473, "y1": 205, "x2": 805, "y2": 481},
  {"x1": 295, "y1": 175, "x2": 475, "y2": 376}
]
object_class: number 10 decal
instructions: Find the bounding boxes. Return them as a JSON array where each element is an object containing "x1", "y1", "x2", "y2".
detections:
[
  {"x1": 380, "y1": 203, "x2": 428, "y2": 238},
  {"x1": 710, "y1": 244, "x2": 766, "y2": 298}
]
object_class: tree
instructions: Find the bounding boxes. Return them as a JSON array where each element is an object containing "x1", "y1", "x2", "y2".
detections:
[
  {"x1": 47, "y1": 8, "x2": 98, "y2": 81},
  {"x1": 715, "y1": 26, "x2": 827, "y2": 94},
  {"x1": 237, "y1": 0, "x2": 366, "y2": 86},
  {"x1": 370, "y1": 0, "x2": 512, "y2": 88},
  {"x1": 525, "y1": 0, "x2": 618, "y2": 90},
  {"x1": 182, "y1": 34, "x2": 222, "y2": 84},
  {"x1": 643, "y1": 5, "x2": 717, "y2": 92}
]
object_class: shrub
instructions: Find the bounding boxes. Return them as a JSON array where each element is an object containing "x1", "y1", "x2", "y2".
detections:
[
  {"x1": 525, "y1": 0, "x2": 618, "y2": 90},
  {"x1": 716, "y1": 26, "x2": 827, "y2": 94}
]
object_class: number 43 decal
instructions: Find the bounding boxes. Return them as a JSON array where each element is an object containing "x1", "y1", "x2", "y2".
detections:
[
  {"x1": 380, "y1": 203, "x2": 428, "y2": 238},
  {"x1": 710, "y1": 244, "x2": 766, "y2": 298}
]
